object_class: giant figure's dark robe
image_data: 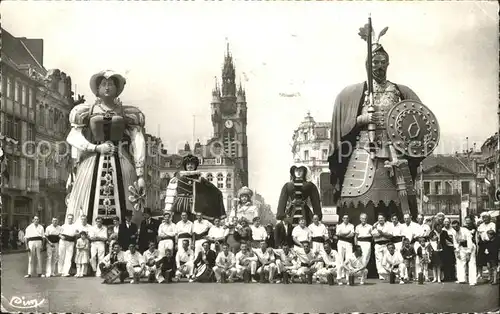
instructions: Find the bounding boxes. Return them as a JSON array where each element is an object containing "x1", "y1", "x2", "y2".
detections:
[
  {"x1": 276, "y1": 181, "x2": 322, "y2": 225},
  {"x1": 328, "y1": 81, "x2": 424, "y2": 226}
]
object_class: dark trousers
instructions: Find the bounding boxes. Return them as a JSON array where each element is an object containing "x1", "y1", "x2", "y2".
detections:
[{"x1": 441, "y1": 246, "x2": 456, "y2": 282}]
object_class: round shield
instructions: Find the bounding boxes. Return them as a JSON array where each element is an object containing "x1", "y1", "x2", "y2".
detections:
[{"x1": 385, "y1": 100, "x2": 440, "y2": 158}]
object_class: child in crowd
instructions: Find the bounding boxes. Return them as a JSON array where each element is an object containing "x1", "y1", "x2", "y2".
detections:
[
  {"x1": 75, "y1": 231, "x2": 90, "y2": 278},
  {"x1": 429, "y1": 233, "x2": 442, "y2": 283},
  {"x1": 484, "y1": 230, "x2": 499, "y2": 285},
  {"x1": 416, "y1": 237, "x2": 432, "y2": 282},
  {"x1": 401, "y1": 238, "x2": 416, "y2": 281}
]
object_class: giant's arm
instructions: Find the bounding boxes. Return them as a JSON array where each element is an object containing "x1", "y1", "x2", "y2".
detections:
[
  {"x1": 276, "y1": 184, "x2": 289, "y2": 221},
  {"x1": 164, "y1": 179, "x2": 178, "y2": 212},
  {"x1": 308, "y1": 183, "x2": 322, "y2": 220},
  {"x1": 126, "y1": 126, "x2": 146, "y2": 178}
]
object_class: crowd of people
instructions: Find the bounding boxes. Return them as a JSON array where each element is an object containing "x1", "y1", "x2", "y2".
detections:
[{"x1": 21, "y1": 206, "x2": 499, "y2": 286}]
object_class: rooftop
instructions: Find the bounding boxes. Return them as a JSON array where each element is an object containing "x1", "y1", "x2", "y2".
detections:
[{"x1": 422, "y1": 154, "x2": 475, "y2": 174}]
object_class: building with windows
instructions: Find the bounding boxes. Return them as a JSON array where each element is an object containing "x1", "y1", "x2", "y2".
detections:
[
  {"x1": 474, "y1": 133, "x2": 499, "y2": 211},
  {"x1": 416, "y1": 154, "x2": 479, "y2": 217},
  {"x1": 1, "y1": 28, "x2": 79, "y2": 228},
  {"x1": 291, "y1": 112, "x2": 337, "y2": 224},
  {"x1": 161, "y1": 46, "x2": 249, "y2": 214},
  {"x1": 1, "y1": 29, "x2": 44, "y2": 229},
  {"x1": 144, "y1": 133, "x2": 168, "y2": 214}
]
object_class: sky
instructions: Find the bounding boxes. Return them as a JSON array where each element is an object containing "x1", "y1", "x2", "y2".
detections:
[{"x1": 3, "y1": 1, "x2": 498, "y2": 211}]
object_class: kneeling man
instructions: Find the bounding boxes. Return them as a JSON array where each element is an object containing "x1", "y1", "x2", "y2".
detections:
[
  {"x1": 125, "y1": 243, "x2": 146, "y2": 284},
  {"x1": 213, "y1": 243, "x2": 237, "y2": 282},
  {"x1": 255, "y1": 240, "x2": 277, "y2": 283},
  {"x1": 381, "y1": 242, "x2": 407, "y2": 284},
  {"x1": 343, "y1": 245, "x2": 368, "y2": 285},
  {"x1": 235, "y1": 242, "x2": 258, "y2": 282},
  {"x1": 143, "y1": 241, "x2": 161, "y2": 282},
  {"x1": 275, "y1": 243, "x2": 297, "y2": 282},
  {"x1": 175, "y1": 239, "x2": 195, "y2": 282},
  {"x1": 99, "y1": 242, "x2": 127, "y2": 284},
  {"x1": 315, "y1": 241, "x2": 338, "y2": 283},
  {"x1": 292, "y1": 241, "x2": 322, "y2": 283}
]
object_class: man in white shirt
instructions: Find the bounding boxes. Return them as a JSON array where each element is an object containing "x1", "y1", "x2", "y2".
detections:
[
  {"x1": 143, "y1": 241, "x2": 161, "y2": 282},
  {"x1": 336, "y1": 215, "x2": 355, "y2": 281},
  {"x1": 254, "y1": 240, "x2": 277, "y2": 283},
  {"x1": 315, "y1": 241, "x2": 338, "y2": 283},
  {"x1": 90, "y1": 217, "x2": 108, "y2": 277},
  {"x1": 175, "y1": 212, "x2": 193, "y2": 250},
  {"x1": 308, "y1": 215, "x2": 328, "y2": 254},
  {"x1": 44, "y1": 217, "x2": 61, "y2": 277},
  {"x1": 381, "y1": 242, "x2": 406, "y2": 284},
  {"x1": 192, "y1": 212, "x2": 213, "y2": 257},
  {"x1": 292, "y1": 218, "x2": 311, "y2": 250},
  {"x1": 158, "y1": 212, "x2": 176, "y2": 253},
  {"x1": 414, "y1": 214, "x2": 431, "y2": 251},
  {"x1": 207, "y1": 218, "x2": 227, "y2": 252},
  {"x1": 371, "y1": 214, "x2": 393, "y2": 280},
  {"x1": 175, "y1": 239, "x2": 195, "y2": 281},
  {"x1": 235, "y1": 242, "x2": 258, "y2": 282},
  {"x1": 24, "y1": 216, "x2": 45, "y2": 278},
  {"x1": 292, "y1": 241, "x2": 321, "y2": 282},
  {"x1": 400, "y1": 214, "x2": 419, "y2": 255},
  {"x1": 58, "y1": 214, "x2": 78, "y2": 277},
  {"x1": 452, "y1": 220, "x2": 477, "y2": 285},
  {"x1": 213, "y1": 243, "x2": 237, "y2": 282},
  {"x1": 343, "y1": 245, "x2": 368, "y2": 285},
  {"x1": 76, "y1": 215, "x2": 92, "y2": 237},
  {"x1": 390, "y1": 214, "x2": 403, "y2": 252},
  {"x1": 250, "y1": 217, "x2": 267, "y2": 249},
  {"x1": 124, "y1": 243, "x2": 145, "y2": 284},
  {"x1": 355, "y1": 213, "x2": 372, "y2": 268}
]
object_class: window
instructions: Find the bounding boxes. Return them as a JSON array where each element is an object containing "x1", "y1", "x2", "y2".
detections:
[
  {"x1": 21, "y1": 85, "x2": 26, "y2": 105},
  {"x1": 434, "y1": 181, "x2": 441, "y2": 195},
  {"x1": 27, "y1": 161, "x2": 32, "y2": 188},
  {"x1": 303, "y1": 132, "x2": 308, "y2": 141},
  {"x1": 423, "y1": 181, "x2": 430, "y2": 195},
  {"x1": 223, "y1": 130, "x2": 236, "y2": 157},
  {"x1": 322, "y1": 149, "x2": 328, "y2": 161},
  {"x1": 304, "y1": 150, "x2": 309, "y2": 161},
  {"x1": 206, "y1": 173, "x2": 213, "y2": 182},
  {"x1": 5, "y1": 116, "x2": 12, "y2": 137},
  {"x1": 12, "y1": 157, "x2": 18, "y2": 186},
  {"x1": 13, "y1": 120, "x2": 18, "y2": 140},
  {"x1": 14, "y1": 81, "x2": 19, "y2": 102},
  {"x1": 226, "y1": 173, "x2": 232, "y2": 189},
  {"x1": 6, "y1": 77, "x2": 12, "y2": 98},
  {"x1": 28, "y1": 88, "x2": 33, "y2": 108},
  {"x1": 217, "y1": 173, "x2": 224, "y2": 189},
  {"x1": 461, "y1": 181, "x2": 470, "y2": 195},
  {"x1": 444, "y1": 181, "x2": 453, "y2": 195}
]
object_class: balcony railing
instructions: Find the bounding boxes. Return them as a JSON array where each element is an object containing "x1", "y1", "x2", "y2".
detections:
[{"x1": 424, "y1": 189, "x2": 461, "y2": 196}]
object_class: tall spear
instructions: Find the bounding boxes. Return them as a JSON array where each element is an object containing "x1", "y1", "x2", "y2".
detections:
[{"x1": 366, "y1": 14, "x2": 376, "y2": 160}]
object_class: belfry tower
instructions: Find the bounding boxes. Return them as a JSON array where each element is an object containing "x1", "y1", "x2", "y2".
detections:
[{"x1": 210, "y1": 44, "x2": 249, "y2": 188}]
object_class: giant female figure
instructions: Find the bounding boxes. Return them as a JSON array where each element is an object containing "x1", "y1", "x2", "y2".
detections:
[{"x1": 66, "y1": 70, "x2": 146, "y2": 225}]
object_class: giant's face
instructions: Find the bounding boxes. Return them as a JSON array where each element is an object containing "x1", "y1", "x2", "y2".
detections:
[
  {"x1": 185, "y1": 162, "x2": 196, "y2": 171},
  {"x1": 294, "y1": 168, "x2": 305, "y2": 179},
  {"x1": 98, "y1": 77, "x2": 118, "y2": 98},
  {"x1": 240, "y1": 195, "x2": 249, "y2": 203},
  {"x1": 371, "y1": 53, "x2": 389, "y2": 84}
]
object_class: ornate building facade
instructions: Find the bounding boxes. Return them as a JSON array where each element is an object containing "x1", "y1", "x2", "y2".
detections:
[
  {"x1": 416, "y1": 154, "x2": 479, "y2": 217},
  {"x1": 161, "y1": 46, "x2": 249, "y2": 215},
  {"x1": 291, "y1": 112, "x2": 337, "y2": 224},
  {"x1": 475, "y1": 133, "x2": 499, "y2": 211},
  {"x1": 1, "y1": 28, "x2": 79, "y2": 228}
]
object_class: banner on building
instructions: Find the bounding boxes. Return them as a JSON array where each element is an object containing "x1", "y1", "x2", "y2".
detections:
[{"x1": 460, "y1": 194, "x2": 469, "y2": 223}]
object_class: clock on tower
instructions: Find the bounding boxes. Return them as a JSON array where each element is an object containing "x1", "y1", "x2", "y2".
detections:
[{"x1": 225, "y1": 120, "x2": 234, "y2": 129}]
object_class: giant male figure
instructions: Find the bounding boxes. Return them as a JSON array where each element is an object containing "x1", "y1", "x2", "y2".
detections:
[{"x1": 328, "y1": 20, "x2": 439, "y2": 226}]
